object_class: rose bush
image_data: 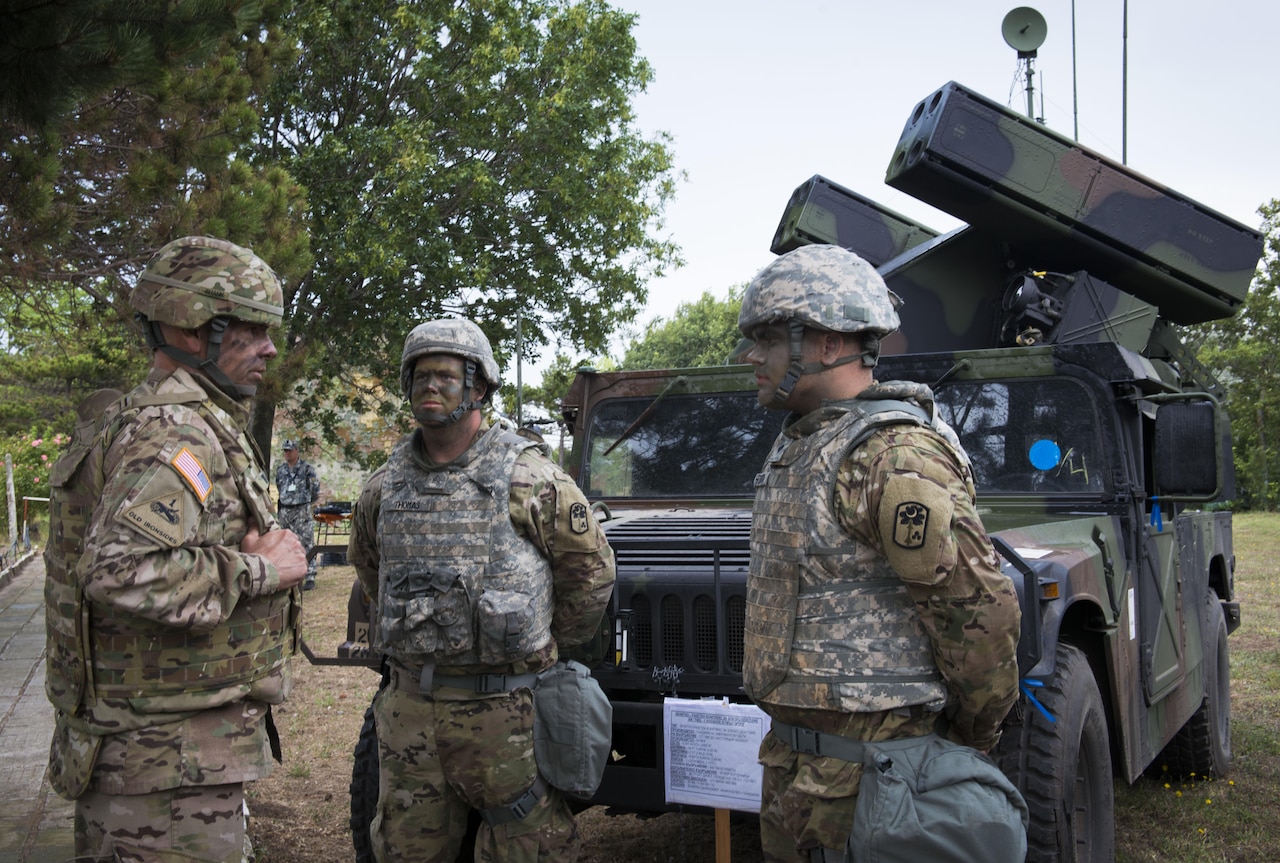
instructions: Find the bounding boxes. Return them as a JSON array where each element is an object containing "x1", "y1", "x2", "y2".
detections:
[{"x1": 1, "y1": 430, "x2": 66, "y2": 546}]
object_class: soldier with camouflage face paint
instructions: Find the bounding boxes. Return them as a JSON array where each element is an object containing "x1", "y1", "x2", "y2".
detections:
[
  {"x1": 275, "y1": 439, "x2": 321, "y2": 589},
  {"x1": 347, "y1": 318, "x2": 615, "y2": 863},
  {"x1": 42, "y1": 236, "x2": 308, "y2": 863},
  {"x1": 737, "y1": 244, "x2": 1022, "y2": 863}
]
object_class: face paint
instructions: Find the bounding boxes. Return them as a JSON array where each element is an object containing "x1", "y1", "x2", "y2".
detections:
[
  {"x1": 410, "y1": 355, "x2": 470, "y2": 427},
  {"x1": 214, "y1": 320, "x2": 277, "y2": 390}
]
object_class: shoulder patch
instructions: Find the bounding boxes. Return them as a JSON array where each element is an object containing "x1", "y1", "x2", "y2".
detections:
[
  {"x1": 170, "y1": 447, "x2": 212, "y2": 502},
  {"x1": 123, "y1": 492, "x2": 190, "y2": 547},
  {"x1": 892, "y1": 501, "x2": 930, "y2": 549},
  {"x1": 569, "y1": 501, "x2": 590, "y2": 535}
]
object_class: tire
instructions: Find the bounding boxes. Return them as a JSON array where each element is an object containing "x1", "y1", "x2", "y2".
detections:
[
  {"x1": 994, "y1": 642, "x2": 1115, "y2": 863},
  {"x1": 1158, "y1": 593, "x2": 1232, "y2": 778},
  {"x1": 350, "y1": 701, "x2": 380, "y2": 863}
]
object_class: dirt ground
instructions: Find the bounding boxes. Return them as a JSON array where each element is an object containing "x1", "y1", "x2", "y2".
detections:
[{"x1": 246, "y1": 566, "x2": 765, "y2": 863}]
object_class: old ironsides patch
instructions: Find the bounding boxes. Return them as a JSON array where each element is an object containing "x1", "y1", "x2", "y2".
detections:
[
  {"x1": 569, "y1": 501, "x2": 590, "y2": 534},
  {"x1": 124, "y1": 493, "x2": 188, "y2": 547},
  {"x1": 892, "y1": 501, "x2": 930, "y2": 549}
]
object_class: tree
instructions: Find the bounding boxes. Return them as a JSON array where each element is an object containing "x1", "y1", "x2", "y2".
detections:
[
  {"x1": 2, "y1": 0, "x2": 681, "y2": 464},
  {"x1": 254, "y1": 0, "x2": 681, "y2": 463},
  {"x1": 621, "y1": 287, "x2": 744, "y2": 370},
  {"x1": 0, "y1": 0, "x2": 311, "y2": 440},
  {"x1": 0, "y1": 0, "x2": 259, "y2": 127},
  {"x1": 1194, "y1": 198, "x2": 1280, "y2": 511}
]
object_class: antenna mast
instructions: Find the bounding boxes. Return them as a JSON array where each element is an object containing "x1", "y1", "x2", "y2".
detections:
[{"x1": 1002, "y1": 7, "x2": 1048, "y2": 123}]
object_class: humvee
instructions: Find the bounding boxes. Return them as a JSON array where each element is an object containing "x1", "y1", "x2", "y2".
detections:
[{"x1": 334, "y1": 81, "x2": 1262, "y2": 863}]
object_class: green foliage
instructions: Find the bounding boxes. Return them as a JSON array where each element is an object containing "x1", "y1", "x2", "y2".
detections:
[
  {"x1": 0, "y1": 285, "x2": 147, "y2": 436},
  {"x1": 2, "y1": 0, "x2": 681, "y2": 466},
  {"x1": 0, "y1": 430, "x2": 67, "y2": 542},
  {"x1": 0, "y1": 0, "x2": 311, "y2": 456},
  {"x1": 1192, "y1": 199, "x2": 1280, "y2": 511},
  {"x1": 621, "y1": 287, "x2": 744, "y2": 369},
  {"x1": 257, "y1": 0, "x2": 681, "y2": 462},
  {"x1": 0, "y1": 0, "x2": 260, "y2": 128}
]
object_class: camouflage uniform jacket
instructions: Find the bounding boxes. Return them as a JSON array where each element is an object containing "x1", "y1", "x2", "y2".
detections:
[
  {"x1": 747, "y1": 382, "x2": 1020, "y2": 751},
  {"x1": 275, "y1": 459, "x2": 319, "y2": 507},
  {"x1": 49, "y1": 366, "x2": 298, "y2": 797},
  {"x1": 348, "y1": 419, "x2": 615, "y2": 679}
]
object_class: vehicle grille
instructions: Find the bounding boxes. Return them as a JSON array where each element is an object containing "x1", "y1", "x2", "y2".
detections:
[{"x1": 602, "y1": 513, "x2": 751, "y2": 684}]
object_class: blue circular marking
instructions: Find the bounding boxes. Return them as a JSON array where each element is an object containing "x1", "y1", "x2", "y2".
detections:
[{"x1": 1028, "y1": 439, "x2": 1061, "y2": 471}]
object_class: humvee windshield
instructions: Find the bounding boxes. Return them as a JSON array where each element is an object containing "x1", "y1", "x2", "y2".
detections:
[
  {"x1": 582, "y1": 392, "x2": 784, "y2": 499},
  {"x1": 580, "y1": 378, "x2": 1104, "y2": 499}
]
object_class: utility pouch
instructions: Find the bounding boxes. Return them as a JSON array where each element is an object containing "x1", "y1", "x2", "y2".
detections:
[
  {"x1": 532, "y1": 660, "x2": 612, "y2": 799},
  {"x1": 848, "y1": 733, "x2": 1028, "y2": 863}
]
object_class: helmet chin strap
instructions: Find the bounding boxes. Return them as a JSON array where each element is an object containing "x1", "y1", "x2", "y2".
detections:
[
  {"x1": 139, "y1": 315, "x2": 256, "y2": 399},
  {"x1": 769, "y1": 322, "x2": 871, "y2": 408}
]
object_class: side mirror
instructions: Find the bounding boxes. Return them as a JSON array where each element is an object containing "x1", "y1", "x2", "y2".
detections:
[{"x1": 1153, "y1": 399, "x2": 1222, "y2": 500}]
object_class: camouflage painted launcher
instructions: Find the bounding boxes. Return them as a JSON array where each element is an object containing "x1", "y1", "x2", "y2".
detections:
[
  {"x1": 884, "y1": 81, "x2": 1263, "y2": 325},
  {"x1": 771, "y1": 174, "x2": 939, "y2": 267}
]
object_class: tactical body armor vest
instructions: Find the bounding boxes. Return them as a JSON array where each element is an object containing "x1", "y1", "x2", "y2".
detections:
[
  {"x1": 44, "y1": 374, "x2": 296, "y2": 722},
  {"x1": 743, "y1": 384, "x2": 967, "y2": 713},
  {"x1": 375, "y1": 422, "x2": 555, "y2": 671}
]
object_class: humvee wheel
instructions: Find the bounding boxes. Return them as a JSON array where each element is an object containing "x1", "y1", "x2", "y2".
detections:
[
  {"x1": 995, "y1": 642, "x2": 1114, "y2": 863},
  {"x1": 1159, "y1": 593, "x2": 1232, "y2": 778},
  {"x1": 351, "y1": 701, "x2": 379, "y2": 863}
]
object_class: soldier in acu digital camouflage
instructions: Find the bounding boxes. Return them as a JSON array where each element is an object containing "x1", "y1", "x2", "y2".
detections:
[
  {"x1": 275, "y1": 438, "x2": 321, "y2": 589},
  {"x1": 42, "y1": 236, "x2": 308, "y2": 863},
  {"x1": 346, "y1": 318, "x2": 615, "y2": 863},
  {"x1": 737, "y1": 244, "x2": 1023, "y2": 863}
]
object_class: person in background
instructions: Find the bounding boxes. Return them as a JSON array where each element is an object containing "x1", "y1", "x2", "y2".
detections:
[
  {"x1": 347, "y1": 317, "x2": 615, "y2": 862},
  {"x1": 736, "y1": 244, "x2": 1022, "y2": 862},
  {"x1": 276, "y1": 438, "x2": 321, "y2": 589},
  {"x1": 43, "y1": 236, "x2": 307, "y2": 862}
]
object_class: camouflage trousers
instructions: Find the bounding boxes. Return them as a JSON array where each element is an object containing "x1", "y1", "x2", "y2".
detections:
[
  {"x1": 757, "y1": 730, "x2": 864, "y2": 863},
  {"x1": 370, "y1": 685, "x2": 578, "y2": 863},
  {"x1": 276, "y1": 504, "x2": 315, "y2": 581},
  {"x1": 75, "y1": 783, "x2": 250, "y2": 863}
]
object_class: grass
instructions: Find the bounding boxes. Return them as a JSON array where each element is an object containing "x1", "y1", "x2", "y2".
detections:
[{"x1": 247, "y1": 513, "x2": 1280, "y2": 862}]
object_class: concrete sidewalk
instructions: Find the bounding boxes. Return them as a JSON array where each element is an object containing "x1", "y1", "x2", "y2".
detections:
[{"x1": 0, "y1": 553, "x2": 75, "y2": 863}]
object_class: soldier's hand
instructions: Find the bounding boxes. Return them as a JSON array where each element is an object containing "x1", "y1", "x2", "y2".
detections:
[{"x1": 242, "y1": 526, "x2": 308, "y2": 590}]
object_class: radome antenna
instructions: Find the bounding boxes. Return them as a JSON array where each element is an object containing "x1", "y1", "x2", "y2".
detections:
[{"x1": 1002, "y1": 7, "x2": 1047, "y2": 122}]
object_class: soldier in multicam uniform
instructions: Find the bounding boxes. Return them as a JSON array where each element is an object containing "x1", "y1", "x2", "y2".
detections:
[
  {"x1": 42, "y1": 236, "x2": 308, "y2": 863},
  {"x1": 736, "y1": 244, "x2": 1022, "y2": 863},
  {"x1": 347, "y1": 318, "x2": 615, "y2": 863},
  {"x1": 275, "y1": 439, "x2": 321, "y2": 589}
]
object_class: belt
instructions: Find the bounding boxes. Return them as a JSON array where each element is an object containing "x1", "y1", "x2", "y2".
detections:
[
  {"x1": 388, "y1": 662, "x2": 537, "y2": 697},
  {"x1": 771, "y1": 720, "x2": 935, "y2": 763}
]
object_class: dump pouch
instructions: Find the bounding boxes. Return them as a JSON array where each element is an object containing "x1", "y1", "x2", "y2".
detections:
[
  {"x1": 848, "y1": 733, "x2": 1028, "y2": 863},
  {"x1": 532, "y1": 660, "x2": 612, "y2": 799}
]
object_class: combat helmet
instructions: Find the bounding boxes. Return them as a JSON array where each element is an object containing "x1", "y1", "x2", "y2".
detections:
[
  {"x1": 130, "y1": 236, "x2": 285, "y2": 398},
  {"x1": 400, "y1": 318, "x2": 500, "y2": 424},
  {"x1": 738, "y1": 244, "x2": 902, "y2": 406}
]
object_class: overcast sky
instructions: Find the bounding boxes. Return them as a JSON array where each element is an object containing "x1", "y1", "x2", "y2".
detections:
[{"x1": 572, "y1": 0, "x2": 1277, "y2": 363}]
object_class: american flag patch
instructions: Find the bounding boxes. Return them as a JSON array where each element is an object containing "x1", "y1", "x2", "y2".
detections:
[{"x1": 170, "y1": 447, "x2": 212, "y2": 502}]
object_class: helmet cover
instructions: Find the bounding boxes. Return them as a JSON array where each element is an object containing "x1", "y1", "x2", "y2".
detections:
[
  {"x1": 130, "y1": 236, "x2": 285, "y2": 330},
  {"x1": 399, "y1": 318, "x2": 501, "y2": 401},
  {"x1": 738, "y1": 244, "x2": 901, "y2": 337}
]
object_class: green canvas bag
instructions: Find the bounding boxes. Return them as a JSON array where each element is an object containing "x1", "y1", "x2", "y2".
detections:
[
  {"x1": 849, "y1": 733, "x2": 1028, "y2": 863},
  {"x1": 532, "y1": 660, "x2": 613, "y2": 799}
]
